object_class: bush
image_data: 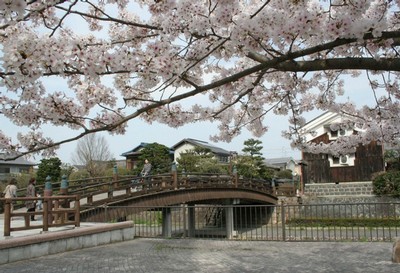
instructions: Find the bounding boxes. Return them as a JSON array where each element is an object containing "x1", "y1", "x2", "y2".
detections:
[
  {"x1": 287, "y1": 218, "x2": 400, "y2": 227},
  {"x1": 372, "y1": 171, "x2": 400, "y2": 197}
]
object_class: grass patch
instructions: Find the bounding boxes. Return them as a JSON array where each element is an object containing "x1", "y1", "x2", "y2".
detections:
[{"x1": 287, "y1": 218, "x2": 400, "y2": 228}]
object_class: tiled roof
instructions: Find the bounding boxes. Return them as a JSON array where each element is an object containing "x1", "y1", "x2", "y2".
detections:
[
  {"x1": 171, "y1": 138, "x2": 231, "y2": 155},
  {"x1": 0, "y1": 156, "x2": 36, "y2": 166},
  {"x1": 120, "y1": 142, "x2": 150, "y2": 156}
]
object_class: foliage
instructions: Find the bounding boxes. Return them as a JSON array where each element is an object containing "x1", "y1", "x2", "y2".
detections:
[
  {"x1": 275, "y1": 169, "x2": 293, "y2": 179},
  {"x1": 236, "y1": 139, "x2": 272, "y2": 180},
  {"x1": 372, "y1": 171, "x2": 400, "y2": 197},
  {"x1": 177, "y1": 146, "x2": 225, "y2": 173},
  {"x1": 384, "y1": 149, "x2": 400, "y2": 171},
  {"x1": 68, "y1": 169, "x2": 90, "y2": 181},
  {"x1": 1, "y1": 1, "x2": 400, "y2": 160},
  {"x1": 103, "y1": 166, "x2": 136, "y2": 177},
  {"x1": 287, "y1": 218, "x2": 400, "y2": 228},
  {"x1": 36, "y1": 157, "x2": 62, "y2": 185},
  {"x1": 137, "y1": 143, "x2": 173, "y2": 175},
  {"x1": 242, "y1": 139, "x2": 263, "y2": 157},
  {"x1": 61, "y1": 163, "x2": 75, "y2": 178}
]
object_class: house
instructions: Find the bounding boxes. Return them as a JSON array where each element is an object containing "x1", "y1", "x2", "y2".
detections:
[
  {"x1": 264, "y1": 157, "x2": 298, "y2": 173},
  {"x1": 299, "y1": 111, "x2": 384, "y2": 183},
  {"x1": 121, "y1": 142, "x2": 151, "y2": 170},
  {"x1": 171, "y1": 138, "x2": 232, "y2": 164},
  {"x1": 0, "y1": 156, "x2": 36, "y2": 181},
  {"x1": 121, "y1": 142, "x2": 174, "y2": 171}
]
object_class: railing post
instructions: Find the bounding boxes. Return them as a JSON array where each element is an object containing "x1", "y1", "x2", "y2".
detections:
[
  {"x1": 4, "y1": 200, "x2": 11, "y2": 236},
  {"x1": 60, "y1": 175, "x2": 70, "y2": 210},
  {"x1": 171, "y1": 163, "x2": 178, "y2": 189},
  {"x1": 75, "y1": 195, "x2": 80, "y2": 227},
  {"x1": 232, "y1": 166, "x2": 238, "y2": 188},
  {"x1": 43, "y1": 198, "x2": 49, "y2": 232},
  {"x1": 113, "y1": 164, "x2": 119, "y2": 188},
  {"x1": 108, "y1": 181, "x2": 113, "y2": 199},
  {"x1": 281, "y1": 201, "x2": 286, "y2": 241},
  {"x1": 44, "y1": 175, "x2": 53, "y2": 225},
  {"x1": 60, "y1": 174, "x2": 69, "y2": 195}
]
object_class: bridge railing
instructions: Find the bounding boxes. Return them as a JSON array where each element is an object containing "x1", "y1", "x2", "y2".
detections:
[{"x1": 1, "y1": 195, "x2": 80, "y2": 236}]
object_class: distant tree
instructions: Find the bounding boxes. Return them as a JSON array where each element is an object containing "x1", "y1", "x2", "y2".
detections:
[
  {"x1": 177, "y1": 147, "x2": 213, "y2": 172},
  {"x1": 71, "y1": 134, "x2": 114, "y2": 177},
  {"x1": 36, "y1": 157, "x2": 62, "y2": 185},
  {"x1": 137, "y1": 143, "x2": 172, "y2": 175},
  {"x1": 242, "y1": 139, "x2": 263, "y2": 157},
  {"x1": 384, "y1": 149, "x2": 400, "y2": 171},
  {"x1": 60, "y1": 163, "x2": 75, "y2": 179},
  {"x1": 275, "y1": 169, "x2": 293, "y2": 179},
  {"x1": 177, "y1": 147, "x2": 226, "y2": 173},
  {"x1": 237, "y1": 139, "x2": 272, "y2": 180}
]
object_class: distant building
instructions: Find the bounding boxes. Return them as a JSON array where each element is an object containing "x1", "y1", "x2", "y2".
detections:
[
  {"x1": 299, "y1": 111, "x2": 384, "y2": 183},
  {"x1": 264, "y1": 157, "x2": 298, "y2": 173},
  {"x1": 121, "y1": 142, "x2": 174, "y2": 171},
  {"x1": 121, "y1": 142, "x2": 151, "y2": 170},
  {"x1": 121, "y1": 139, "x2": 235, "y2": 171},
  {"x1": 0, "y1": 156, "x2": 36, "y2": 181},
  {"x1": 171, "y1": 138, "x2": 232, "y2": 164}
]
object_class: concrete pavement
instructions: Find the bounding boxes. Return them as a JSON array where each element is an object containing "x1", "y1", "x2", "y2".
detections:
[{"x1": 0, "y1": 238, "x2": 398, "y2": 273}]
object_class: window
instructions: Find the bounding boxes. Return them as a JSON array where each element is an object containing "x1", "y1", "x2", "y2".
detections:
[{"x1": 0, "y1": 167, "x2": 10, "y2": 174}]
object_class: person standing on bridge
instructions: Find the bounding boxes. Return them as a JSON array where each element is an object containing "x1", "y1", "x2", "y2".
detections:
[
  {"x1": 3, "y1": 178, "x2": 18, "y2": 216},
  {"x1": 141, "y1": 159, "x2": 152, "y2": 190},
  {"x1": 141, "y1": 159, "x2": 152, "y2": 177},
  {"x1": 25, "y1": 177, "x2": 37, "y2": 221}
]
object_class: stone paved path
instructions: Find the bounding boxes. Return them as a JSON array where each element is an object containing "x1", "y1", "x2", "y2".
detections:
[{"x1": 0, "y1": 238, "x2": 398, "y2": 273}]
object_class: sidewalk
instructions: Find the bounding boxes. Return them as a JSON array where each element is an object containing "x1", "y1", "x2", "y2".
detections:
[{"x1": 0, "y1": 238, "x2": 398, "y2": 273}]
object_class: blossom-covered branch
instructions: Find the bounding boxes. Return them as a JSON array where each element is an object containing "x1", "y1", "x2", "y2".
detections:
[{"x1": 1, "y1": 0, "x2": 400, "y2": 160}]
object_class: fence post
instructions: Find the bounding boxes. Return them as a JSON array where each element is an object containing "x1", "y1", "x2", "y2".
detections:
[
  {"x1": 60, "y1": 175, "x2": 70, "y2": 210},
  {"x1": 44, "y1": 175, "x2": 53, "y2": 225},
  {"x1": 171, "y1": 163, "x2": 178, "y2": 189},
  {"x1": 74, "y1": 195, "x2": 80, "y2": 227},
  {"x1": 60, "y1": 175, "x2": 69, "y2": 195},
  {"x1": 232, "y1": 166, "x2": 238, "y2": 188},
  {"x1": 113, "y1": 164, "x2": 119, "y2": 188},
  {"x1": 4, "y1": 200, "x2": 11, "y2": 236},
  {"x1": 281, "y1": 202, "x2": 286, "y2": 241}
]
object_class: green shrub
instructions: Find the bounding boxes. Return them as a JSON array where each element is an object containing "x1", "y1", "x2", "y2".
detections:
[
  {"x1": 372, "y1": 171, "x2": 400, "y2": 197},
  {"x1": 287, "y1": 218, "x2": 400, "y2": 227}
]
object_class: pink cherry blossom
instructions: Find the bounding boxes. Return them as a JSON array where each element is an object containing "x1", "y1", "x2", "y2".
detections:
[{"x1": 0, "y1": 0, "x2": 400, "y2": 159}]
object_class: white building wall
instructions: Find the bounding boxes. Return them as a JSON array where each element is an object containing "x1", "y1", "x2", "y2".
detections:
[{"x1": 174, "y1": 143, "x2": 197, "y2": 162}]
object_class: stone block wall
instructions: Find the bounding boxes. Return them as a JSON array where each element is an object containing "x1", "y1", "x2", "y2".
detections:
[{"x1": 304, "y1": 181, "x2": 374, "y2": 197}]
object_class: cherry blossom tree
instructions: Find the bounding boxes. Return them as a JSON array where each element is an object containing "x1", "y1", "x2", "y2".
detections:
[{"x1": 1, "y1": 0, "x2": 400, "y2": 160}]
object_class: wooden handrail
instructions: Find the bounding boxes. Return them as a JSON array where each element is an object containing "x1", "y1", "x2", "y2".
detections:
[{"x1": 1, "y1": 195, "x2": 80, "y2": 237}]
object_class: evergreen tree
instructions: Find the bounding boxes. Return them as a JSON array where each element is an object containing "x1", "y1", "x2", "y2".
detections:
[
  {"x1": 36, "y1": 157, "x2": 62, "y2": 185},
  {"x1": 237, "y1": 138, "x2": 272, "y2": 180},
  {"x1": 137, "y1": 143, "x2": 173, "y2": 174}
]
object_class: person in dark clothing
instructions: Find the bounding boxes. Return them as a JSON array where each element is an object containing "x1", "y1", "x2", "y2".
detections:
[{"x1": 25, "y1": 177, "x2": 36, "y2": 221}]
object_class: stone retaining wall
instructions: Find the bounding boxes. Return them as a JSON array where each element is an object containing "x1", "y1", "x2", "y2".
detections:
[
  {"x1": 0, "y1": 221, "x2": 135, "y2": 265},
  {"x1": 304, "y1": 181, "x2": 374, "y2": 197}
]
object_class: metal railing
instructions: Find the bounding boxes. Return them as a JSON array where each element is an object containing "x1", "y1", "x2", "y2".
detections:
[
  {"x1": 80, "y1": 202, "x2": 400, "y2": 242},
  {"x1": 1, "y1": 195, "x2": 80, "y2": 236}
]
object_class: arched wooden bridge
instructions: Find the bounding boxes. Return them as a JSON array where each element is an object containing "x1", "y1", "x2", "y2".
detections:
[
  {"x1": 3, "y1": 172, "x2": 282, "y2": 238},
  {"x1": 59, "y1": 172, "x2": 278, "y2": 222}
]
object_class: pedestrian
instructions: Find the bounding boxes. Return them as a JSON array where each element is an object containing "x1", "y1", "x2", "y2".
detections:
[
  {"x1": 36, "y1": 192, "x2": 43, "y2": 210},
  {"x1": 3, "y1": 178, "x2": 18, "y2": 214},
  {"x1": 141, "y1": 159, "x2": 152, "y2": 177},
  {"x1": 25, "y1": 177, "x2": 36, "y2": 221}
]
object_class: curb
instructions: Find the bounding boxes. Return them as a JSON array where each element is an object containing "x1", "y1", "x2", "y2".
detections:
[{"x1": 0, "y1": 221, "x2": 135, "y2": 264}]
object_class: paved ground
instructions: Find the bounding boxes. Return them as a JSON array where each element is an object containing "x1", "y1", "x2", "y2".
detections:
[{"x1": 0, "y1": 238, "x2": 398, "y2": 273}]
